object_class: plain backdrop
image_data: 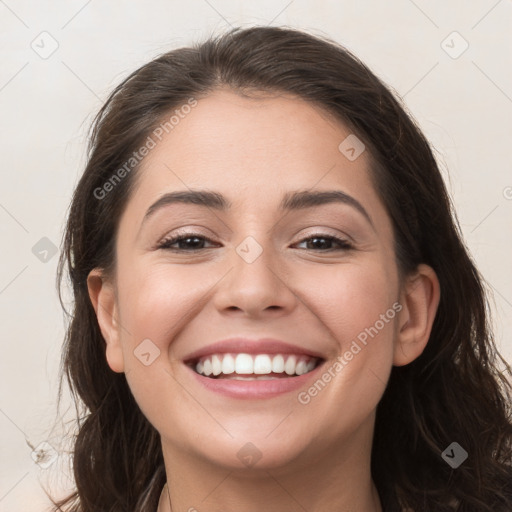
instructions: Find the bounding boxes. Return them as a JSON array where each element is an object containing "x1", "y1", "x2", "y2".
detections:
[{"x1": 0, "y1": 1, "x2": 511, "y2": 510}]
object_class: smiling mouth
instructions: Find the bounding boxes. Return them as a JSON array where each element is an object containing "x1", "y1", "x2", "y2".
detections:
[{"x1": 187, "y1": 353, "x2": 323, "y2": 380}]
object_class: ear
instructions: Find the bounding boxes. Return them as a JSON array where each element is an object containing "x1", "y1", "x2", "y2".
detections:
[
  {"x1": 393, "y1": 263, "x2": 441, "y2": 366},
  {"x1": 87, "y1": 268, "x2": 125, "y2": 373}
]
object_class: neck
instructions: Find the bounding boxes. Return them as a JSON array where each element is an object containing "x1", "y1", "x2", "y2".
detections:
[
  {"x1": 157, "y1": 418, "x2": 383, "y2": 512},
  {"x1": 159, "y1": 481, "x2": 382, "y2": 512}
]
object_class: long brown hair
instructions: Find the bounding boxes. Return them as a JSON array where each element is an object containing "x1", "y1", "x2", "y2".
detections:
[{"x1": 53, "y1": 26, "x2": 512, "y2": 511}]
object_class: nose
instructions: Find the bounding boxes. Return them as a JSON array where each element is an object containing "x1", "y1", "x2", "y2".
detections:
[{"x1": 212, "y1": 237, "x2": 298, "y2": 318}]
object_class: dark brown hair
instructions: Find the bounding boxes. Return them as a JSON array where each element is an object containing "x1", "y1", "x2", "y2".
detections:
[{"x1": 53, "y1": 26, "x2": 512, "y2": 511}]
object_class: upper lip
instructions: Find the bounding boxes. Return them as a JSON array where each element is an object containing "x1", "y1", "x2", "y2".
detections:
[{"x1": 183, "y1": 337, "x2": 326, "y2": 363}]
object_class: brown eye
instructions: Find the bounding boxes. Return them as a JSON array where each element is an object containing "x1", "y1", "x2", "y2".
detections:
[
  {"x1": 156, "y1": 233, "x2": 353, "y2": 253},
  {"x1": 158, "y1": 233, "x2": 217, "y2": 252},
  {"x1": 295, "y1": 235, "x2": 353, "y2": 251}
]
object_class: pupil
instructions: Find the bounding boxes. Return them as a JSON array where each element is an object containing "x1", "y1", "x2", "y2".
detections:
[
  {"x1": 310, "y1": 237, "x2": 329, "y2": 250},
  {"x1": 183, "y1": 237, "x2": 202, "y2": 249}
]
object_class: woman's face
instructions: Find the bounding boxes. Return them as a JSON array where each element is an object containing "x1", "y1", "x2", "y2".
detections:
[{"x1": 93, "y1": 89, "x2": 409, "y2": 471}]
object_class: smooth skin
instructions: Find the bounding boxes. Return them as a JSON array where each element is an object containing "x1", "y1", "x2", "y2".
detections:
[{"x1": 87, "y1": 88, "x2": 440, "y2": 512}]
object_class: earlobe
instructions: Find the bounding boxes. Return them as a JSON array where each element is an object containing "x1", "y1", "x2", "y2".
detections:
[
  {"x1": 393, "y1": 264, "x2": 441, "y2": 367},
  {"x1": 87, "y1": 268, "x2": 125, "y2": 373}
]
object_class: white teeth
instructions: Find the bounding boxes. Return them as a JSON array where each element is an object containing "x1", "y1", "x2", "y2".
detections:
[
  {"x1": 254, "y1": 354, "x2": 272, "y2": 374},
  {"x1": 212, "y1": 355, "x2": 222, "y2": 376},
  {"x1": 193, "y1": 353, "x2": 319, "y2": 378},
  {"x1": 272, "y1": 354, "x2": 285, "y2": 373},
  {"x1": 235, "y1": 354, "x2": 253, "y2": 374},
  {"x1": 221, "y1": 354, "x2": 235, "y2": 374},
  {"x1": 284, "y1": 355, "x2": 297, "y2": 375},
  {"x1": 295, "y1": 360, "x2": 307, "y2": 375},
  {"x1": 203, "y1": 359, "x2": 213, "y2": 376}
]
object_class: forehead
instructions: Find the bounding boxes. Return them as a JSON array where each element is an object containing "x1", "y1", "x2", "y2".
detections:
[{"x1": 119, "y1": 89, "x2": 388, "y2": 230}]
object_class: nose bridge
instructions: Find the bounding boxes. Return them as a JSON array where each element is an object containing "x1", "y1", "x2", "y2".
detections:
[
  {"x1": 214, "y1": 232, "x2": 296, "y2": 315},
  {"x1": 233, "y1": 232, "x2": 281, "y2": 293}
]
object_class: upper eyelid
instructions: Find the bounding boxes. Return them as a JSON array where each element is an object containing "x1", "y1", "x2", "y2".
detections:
[
  {"x1": 158, "y1": 227, "x2": 352, "y2": 241},
  {"x1": 157, "y1": 230, "x2": 353, "y2": 249}
]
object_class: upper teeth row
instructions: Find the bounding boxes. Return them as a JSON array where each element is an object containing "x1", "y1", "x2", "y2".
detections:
[{"x1": 194, "y1": 353, "x2": 317, "y2": 377}]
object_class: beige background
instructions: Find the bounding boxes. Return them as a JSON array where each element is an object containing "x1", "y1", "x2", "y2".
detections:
[{"x1": 0, "y1": 1, "x2": 511, "y2": 510}]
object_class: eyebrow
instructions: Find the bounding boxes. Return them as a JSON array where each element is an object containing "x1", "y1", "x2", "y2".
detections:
[{"x1": 141, "y1": 189, "x2": 374, "y2": 229}]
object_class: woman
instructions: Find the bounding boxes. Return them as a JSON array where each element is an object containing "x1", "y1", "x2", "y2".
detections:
[{"x1": 52, "y1": 26, "x2": 512, "y2": 511}]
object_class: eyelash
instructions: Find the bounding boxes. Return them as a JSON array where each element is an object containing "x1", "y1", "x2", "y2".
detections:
[{"x1": 156, "y1": 232, "x2": 353, "y2": 252}]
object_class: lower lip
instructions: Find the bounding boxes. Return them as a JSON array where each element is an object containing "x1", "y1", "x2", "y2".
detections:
[{"x1": 185, "y1": 362, "x2": 325, "y2": 399}]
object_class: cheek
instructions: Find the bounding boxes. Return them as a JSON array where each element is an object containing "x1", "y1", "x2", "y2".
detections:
[
  {"x1": 295, "y1": 259, "x2": 398, "y2": 420},
  {"x1": 303, "y1": 257, "x2": 398, "y2": 344},
  {"x1": 116, "y1": 251, "x2": 398, "y2": 414},
  {"x1": 112, "y1": 264, "x2": 199, "y2": 404},
  {"x1": 116, "y1": 262, "x2": 201, "y2": 348},
  {"x1": 117, "y1": 251, "x2": 398, "y2": 360}
]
